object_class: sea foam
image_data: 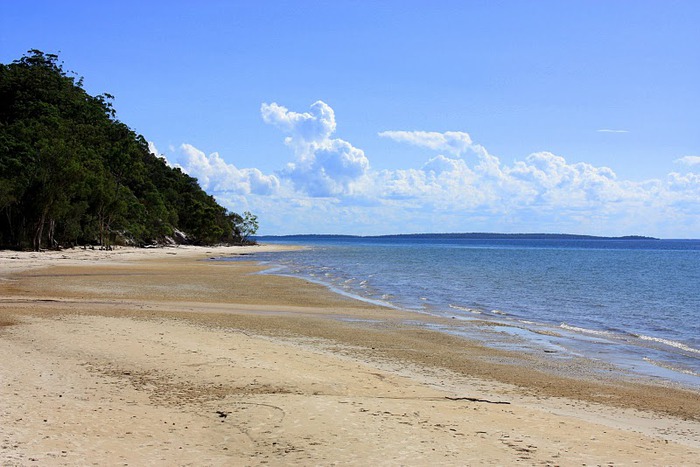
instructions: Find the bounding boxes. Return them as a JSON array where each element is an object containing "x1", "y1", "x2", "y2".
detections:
[{"x1": 636, "y1": 335, "x2": 700, "y2": 355}]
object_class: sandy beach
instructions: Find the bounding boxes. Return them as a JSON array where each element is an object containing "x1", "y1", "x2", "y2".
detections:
[{"x1": 1, "y1": 245, "x2": 699, "y2": 465}]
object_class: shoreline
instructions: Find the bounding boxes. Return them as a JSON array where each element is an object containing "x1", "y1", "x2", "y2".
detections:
[
  {"x1": 244, "y1": 241, "x2": 700, "y2": 391},
  {"x1": 1, "y1": 245, "x2": 699, "y2": 464}
]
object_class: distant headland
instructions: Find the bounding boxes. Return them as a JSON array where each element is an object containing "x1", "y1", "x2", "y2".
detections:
[{"x1": 256, "y1": 233, "x2": 659, "y2": 241}]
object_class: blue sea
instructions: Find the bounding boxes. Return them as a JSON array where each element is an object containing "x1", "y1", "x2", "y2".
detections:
[{"x1": 231, "y1": 236, "x2": 700, "y2": 388}]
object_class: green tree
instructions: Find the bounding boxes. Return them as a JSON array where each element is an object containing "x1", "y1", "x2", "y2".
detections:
[
  {"x1": 0, "y1": 49, "x2": 257, "y2": 249},
  {"x1": 238, "y1": 211, "x2": 259, "y2": 243}
]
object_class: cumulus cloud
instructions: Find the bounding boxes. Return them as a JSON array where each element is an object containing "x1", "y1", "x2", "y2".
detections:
[
  {"x1": 422, "y1": 155, "x2": 471, "y2": 175},
  {"x1": 156, "y1": 101, "x2": 700, "y2": 237},
  {"x1": 507, "y1": 152, "x2": 628, "y2": 209},
  {"x1": 667, "y1": 171, "x2": 700, "y2": 191},
  {"x1": 261, "y1": 101, "x2": 369, "y2": 197},
  {"x1": 252, "y1": 101, "x2": 700, "y2": 236},
  {"x1": 378, "y1": 130, "x2": 473, "y2": 156},
  {"x1": 148, "y1": 141, "x2": 160, "y2": 157},
  {"x1": 675, "y1": 156, "x2": 700, "y2": 167},
  {"x1": 509, "y1": 152, "x2": 616, "y2": 191},
  {"x1": 174, "y1": 144, "x2": 280, "y2": 196},
  {"x1": 376, "y1": 147, "x2": 624, "y2": 212},
  {"x1": 261, "y1": 101, "x2": 336, "y2": 144}
]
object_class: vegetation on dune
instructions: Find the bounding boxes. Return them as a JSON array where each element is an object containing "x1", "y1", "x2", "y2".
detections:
[{"x1": 0, "y1": 50, "x2": 257, "y2": 250}]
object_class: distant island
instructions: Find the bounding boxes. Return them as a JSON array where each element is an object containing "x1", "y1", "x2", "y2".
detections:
[
  {"x1": 0, "y1": 50, "x2": 257, "y2": 250},
  {"x1": 256, "y1": 233, "x2": 659, "y2": 241}
]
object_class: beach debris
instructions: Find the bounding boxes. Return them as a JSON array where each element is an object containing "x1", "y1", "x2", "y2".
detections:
[
  {"x1": 445, "y1": 396, "x2": 511, "y2": 405},
  {"x1": 215, "y1": 410, "x2": 229, "y2": 419}
]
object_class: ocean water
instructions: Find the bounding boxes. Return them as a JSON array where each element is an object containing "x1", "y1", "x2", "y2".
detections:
[{"x1": 228, "y1": 236, "x2": 700, "y2": 387}]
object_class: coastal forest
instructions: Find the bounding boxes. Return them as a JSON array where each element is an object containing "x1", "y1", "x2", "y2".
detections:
[{"x1": 0, "y1": 50, "x2": 256, "y2": 250}]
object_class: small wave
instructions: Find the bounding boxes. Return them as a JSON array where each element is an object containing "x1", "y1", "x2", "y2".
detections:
[
  {"x1": 635, "y1": 335, "x2": 700, "y2": 355},
  {"x1": 531, "y1": 329, "x2": 563, "y2": 338},
  {"x1": 491, "y1": 309, "x2": 507, "y2": 315},
  {"x1": 448, "y1": 304, "x2": 482, "y2": 314},
  {"x1": 643, "y1": 357, "x2": 700, "y2": 377},
  {"x1": 559, "y1": 323, "x2": 616, "y2": 337}
]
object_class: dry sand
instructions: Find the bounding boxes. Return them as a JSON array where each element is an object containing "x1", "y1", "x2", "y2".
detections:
[{"x1": 1, "y1": 245, "x2": 699, "y2": 465}]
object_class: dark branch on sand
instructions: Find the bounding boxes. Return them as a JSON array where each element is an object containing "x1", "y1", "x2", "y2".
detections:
[{"x1": 445, "y1": 396, "x2": 511, "y2": 405}]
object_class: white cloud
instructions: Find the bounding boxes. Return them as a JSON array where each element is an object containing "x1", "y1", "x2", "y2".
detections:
[
  {"x1": 261, "y1": 101, "x2": 336, "y2": 144},
  {"x1": 282, "y1": 139, "x2": 371, "y2": 197},
  {"x1": 148, "y1": 141, "x2": 160, "y2": 157},
  {"x1": 157, "y1": 101, "x2": 700, "y2": 237},
  {"x1": 378, "y1": 130, "x2": 473, "y2": 156},
  {"x1": 597, "y1": 129, "x2": 629, "y2": 133},
  {"x1": 422, "y1": 154, "x2": 471, "y2": 175},
  {"x1": 675, "y1": 156, "x2": 700, "y2": 167},
  {"x1": 667, "y1": 171, "x2": 700, "y2": 192},
  {"x1": 174, "y1": 144, "x2": 280, "y2": 196},
  {"x1": 261, "y1": 101, "x2": 370, "y2": 197},
  {"x1": 257, "y1": 102, "x2": 699, "y2": 236}
]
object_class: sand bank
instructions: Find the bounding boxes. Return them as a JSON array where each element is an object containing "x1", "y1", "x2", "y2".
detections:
[{"x1": 1, "y1": 245, "x2": 699, "y2": 465}]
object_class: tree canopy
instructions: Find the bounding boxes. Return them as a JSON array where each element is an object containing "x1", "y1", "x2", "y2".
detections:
[{"x1": 0, "y1": 50, "x2": 256, "y2": 250}]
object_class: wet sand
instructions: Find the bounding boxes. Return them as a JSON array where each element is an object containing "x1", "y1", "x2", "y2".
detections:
[{"x1": 1, "y1": 245, "x2": 699, "y2": 465}]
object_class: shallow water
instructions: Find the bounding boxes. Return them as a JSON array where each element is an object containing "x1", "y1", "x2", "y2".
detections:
[{"x1": 224, "y1": 236, "x2": 700, "y2": 387}]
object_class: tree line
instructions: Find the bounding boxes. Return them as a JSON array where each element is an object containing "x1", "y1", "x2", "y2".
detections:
[{"x1": 0, "y1": 50, "x2": 257, "y2": 250}]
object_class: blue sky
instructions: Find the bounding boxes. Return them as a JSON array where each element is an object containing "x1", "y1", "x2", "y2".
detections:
[{"x1": 2, "y1": 1, "x2": 699, "y2": 237}]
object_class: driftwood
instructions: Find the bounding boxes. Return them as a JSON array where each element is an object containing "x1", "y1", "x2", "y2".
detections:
[{"x1": 445, "y1": 396, "x2": 511, "y2": 405}]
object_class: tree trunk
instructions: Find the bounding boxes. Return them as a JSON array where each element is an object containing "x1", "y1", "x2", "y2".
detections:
[
  {"x1": 3, "y1": 207, "x2": 14, "y2": 246},
  {"x1": 48, "y1": 218, "x2": 56, "y2": 248},
  {"x1": 33, "y1": 208, "x2": 48, "y2": 251},
  {"x1": 98, "y1": 208, "x2": 106, "y2": 250}
]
